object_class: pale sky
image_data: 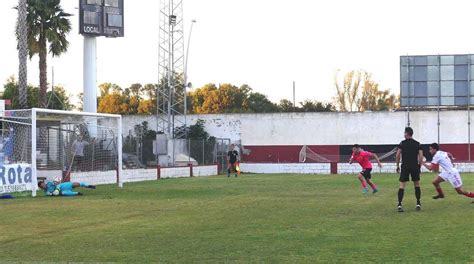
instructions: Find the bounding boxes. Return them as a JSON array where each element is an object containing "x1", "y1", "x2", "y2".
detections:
[{"x1": 1, "y1": 0, "x2": 474, "y2": 106}]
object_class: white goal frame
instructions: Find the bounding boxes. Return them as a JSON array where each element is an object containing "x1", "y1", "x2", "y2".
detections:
[{"x1": 1, "y1": 108, "x2": 122, "y2": 197}]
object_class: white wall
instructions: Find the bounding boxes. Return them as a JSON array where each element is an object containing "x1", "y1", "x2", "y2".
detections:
[
  {"x1": 240, "y1": 163, "x2": 331, "y2": 174},
  {"x1": 120, "y1": 110, "x2": 473, "y2": 146},
  {"x1": 241, "y1": 162, "x2": 474, "y2": 174},
  {"x1": 70, "y1": 165, "x2": 218, "y2": 185}
]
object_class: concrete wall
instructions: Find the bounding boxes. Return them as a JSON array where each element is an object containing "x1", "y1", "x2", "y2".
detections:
[
  {"x1": 70, "y1": 165, "x2": 218, "y2": 185},
  {"x1": 240, "y1": 163, "x2": 331, "y2": 174},
  {"x1": 241, "y1": 162, "x2": 474, "y2": 174},
  {"x1": 121, "y1": 110, "x2": 473, "y2": 145},
  {"x1": 122, "y1": 115, "x2": 242, "y2": 142},
  {"x1": 119, "y1": 111, "x2": 474, "y2": 162}
]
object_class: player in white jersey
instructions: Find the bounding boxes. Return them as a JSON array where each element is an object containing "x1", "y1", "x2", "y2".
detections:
[{"x1": 422, "y1": 143, "x2": 474, "y2": 200}]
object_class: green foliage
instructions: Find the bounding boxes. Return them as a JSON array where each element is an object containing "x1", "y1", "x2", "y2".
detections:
[
  {"x1": 2, "y1": 76, "x2": 71, "y2": 110},
  {"x1": 278, "y1": 99, "x2": 296, "y2": 112},
  {"x1": 187, "y1": 119, "x2": 210, "y2": 139},
  {"x1": 23, "y1": 0, "x2": 72, "y2": 107},
  {"x1": 24, "y1": 0, "x2": 72, "y2": 58},
  {"x1": 174, "y1": 119, "x2": 216, "y2": 164},
  {"x1": 1, "y1": 174, "x2": 473, "y2": 262},
  {"x1": 299, "y1": 99, "x2": 335, "y2": 112},
  {"x1": 246, "y1": 92, "x2": 279, "y2": 113}
]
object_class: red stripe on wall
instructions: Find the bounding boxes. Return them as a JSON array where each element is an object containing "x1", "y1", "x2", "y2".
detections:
[{"x1": 440, "y1": 144, "x2": 473, "y2": 161}]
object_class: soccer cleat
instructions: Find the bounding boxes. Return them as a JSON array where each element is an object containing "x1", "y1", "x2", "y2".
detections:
[
  {"x1": 87, "y1": 185, "x2": 96, "y2": 189},
  {"x1": 234, "y1": 174, "x2": 238, "y2": 177},
  {"x1": 397, "y1": 205, "x2": 404, "y2": 213},
  {"x1": 77, "y1": 192, "x2": 83, "y2": 196},
  {"x1": 362, "y1": 188, "x2": 369, "y2": 194},
  {"x1": 415, "y1": 204, "x2": 421, "y2": 211},
  {"x1": 372, "y1": 189, "x2": 378, "y2": 194},
  {"x1": 432, "y1": 194, "x2": 445, "y2": 200}
]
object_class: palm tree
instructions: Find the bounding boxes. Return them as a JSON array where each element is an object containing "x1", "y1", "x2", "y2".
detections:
[
  {"x1": 15, "y1": 0, "x2": 28, "y2": 108},
  {"x1": 25, "y1": 0, "x2": 71, "y2": 108}
]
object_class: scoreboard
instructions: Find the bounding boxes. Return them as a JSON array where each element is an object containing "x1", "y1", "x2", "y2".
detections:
[
  {"x1": 79, "y1": 0, "x2": 124, "y2": 37},
  {"x1": 400, "y1": 54, "x2": 474, "y2": 107}
]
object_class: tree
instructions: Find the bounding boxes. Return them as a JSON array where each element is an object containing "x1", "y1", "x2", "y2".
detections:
[
  {"x1": 3, "y1": 77, "x2": 72, "y2": 110},
  {"x1": 176, "y1": 119, "x2": 216, "y2": 164},
  {"x1": 98, "y1": 91, "x2": 126, "y2": 114},
  {"x1": 334, "y1": 70, "x2": 399, "y2": 112},
  {"x1": 334, "y1": 70, "x2": 362, "y2": 112},
  {"x1": 45, "y1": 85, "x2": 73, "y2": 110},
  {"x1": 278, "y1": 99, "x2": 296, "y2": 112},
  {"x1": 190, "y1": 83, "x2": 219, "y2": 114},
  {"x1": 25, "y1": 0, "x2": 72, "y2": 107},
  {"x1": 77, "y1": 92, "x2": 83, "y2": 111},
  {"x1": 15, "y1": 0, "x2": 28, "y2": 108},
  {"x1": 137, "y1": 100, "x2": 154, "y2": 114},
  {"x1": 299, "y1": 100, "x2": 335, "y2": 112},
  {"x1": 190, "y1": 83, "x2": 256, "y2": 114},
  {"x1": 247, "y1": 92, "x2": 279, "y2": 113}
]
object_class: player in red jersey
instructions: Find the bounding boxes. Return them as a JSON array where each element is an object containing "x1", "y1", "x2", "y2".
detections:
[{"x1": 349, "y1": 144, "x2": 382, "y2": 194}]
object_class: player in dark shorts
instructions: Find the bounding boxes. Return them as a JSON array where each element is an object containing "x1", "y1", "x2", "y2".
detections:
[
  {"x1": 349, "y1": 144, "x2": 382, "y2": 194},
  {"x1": 396, "y1": 127, "x2": 424, "y2": 212},
  {"x1": 227, "y1": 144, "x2": 239, "y2": 177}
]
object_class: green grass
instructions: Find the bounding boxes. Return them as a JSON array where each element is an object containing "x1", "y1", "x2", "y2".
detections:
[{"x1": 1, "y1": 173, "x2": 474, "y2": 263}]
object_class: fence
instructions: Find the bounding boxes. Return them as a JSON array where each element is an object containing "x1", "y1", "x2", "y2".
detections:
[{"x1": 122, "y1": 134, "x2": 231, "y2": 173}]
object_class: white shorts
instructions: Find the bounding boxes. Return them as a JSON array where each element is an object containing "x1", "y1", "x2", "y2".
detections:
[{"x1": 439, "y1": 169, "x2": 463, "y2": 189}]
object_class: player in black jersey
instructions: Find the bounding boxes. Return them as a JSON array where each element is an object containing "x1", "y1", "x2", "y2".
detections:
[{"x1": 396, "y1": 127, "x2": 424, "y2": 212}]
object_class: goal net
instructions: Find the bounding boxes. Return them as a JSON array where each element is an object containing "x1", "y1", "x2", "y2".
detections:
[
  {"x1": 299, "y1": 145, "x2": 398, "y2": 163},
  {"x1": 0, "y1": 108, "x2": 122, "y2": 197}
]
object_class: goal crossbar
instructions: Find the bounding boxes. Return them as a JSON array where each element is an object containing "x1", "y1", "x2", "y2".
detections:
[{"x1": 0, "y1": 108, "x2": 123, "y2": 197}]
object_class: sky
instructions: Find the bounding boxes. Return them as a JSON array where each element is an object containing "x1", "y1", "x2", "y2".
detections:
[{"x1": 1, "y1": 0, "x2": 474, "y2": 106}]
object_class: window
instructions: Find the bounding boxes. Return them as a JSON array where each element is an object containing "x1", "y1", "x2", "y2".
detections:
[
  {"x1": 84, "y1": 11, "x2": 99, "y2": 25},
  {"x1": 427, "y1": 82, "x2": 439, "y2": 96},
  {"x1": 105, "y1": 0, "x2": 119, "y2": 7},
  {"x1": 414, "y1": 97, "x2": 427, "y2": 106},
  {"x1": 440, "y1": 56, "x2": 454, "y2": 65},
  {"x1": 441, "y1": 97, "x2": 454, "y2": 105},
  {"x1": 414, "y1": 82, "x2": 427, "y2": 96},
  {"x1": 427, "y1": 56, "x2": 439, "y2": 66},
  {"x1": 440, "y1": 66, "x2": 454, "y2": 80},
  {"x1": 401, "y1": 97, "x2": 415, "y2": 106},
  {"x1": 454, "y1": 65, "x2": 468, "y2": 80},
  {"x1": 427, "y1": 66, "x2": 439, "y2": 81},
  {"x1": 401, "y1": 82, "x2": 415, "y2": 97},
  {"x1": 107, "y1": 14, "x2": 123, "y2": 27},
  {"x1": 455, "y1": 97, "x2": 468, "y2": 106},
  {"x1": 455, "y1": 55, "x2": 469, "y2": 65},
  {"x1": 414, "y1": 66, "x2": 427, "y2": 81},
  {"x1": 428, "y1": 97, "x2": 439, "y2": 106},
  {"x1": 414, "y1": 56, "x2": 427, "y2": 66},
  {"x1": 440, "y1": 81, "x2": 454, "y2": 96},
  {"x1": 87, "y1": 0, "x2": 102, "y2": 5},
  {"x1": 454, "y1": 81, "x2": 468, "y2": 96}
]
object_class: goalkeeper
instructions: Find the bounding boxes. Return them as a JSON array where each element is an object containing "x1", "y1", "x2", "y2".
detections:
[{"x1": 38, "y1": 181, "x2": 96, "y2": 196}]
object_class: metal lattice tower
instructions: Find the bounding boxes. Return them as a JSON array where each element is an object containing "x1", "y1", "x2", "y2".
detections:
[{"x1": 157, "y1": 0, "x2": 186, "y2": 139}]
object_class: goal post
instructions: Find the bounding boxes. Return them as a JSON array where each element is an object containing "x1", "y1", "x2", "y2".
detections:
[{"x1": 0, "y1": 108, "x2": 122, "y2": 197}]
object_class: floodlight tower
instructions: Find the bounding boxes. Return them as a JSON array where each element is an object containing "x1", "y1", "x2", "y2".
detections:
[{"x1": 157, "y1": 0, "x2": 186, "y2": 164}]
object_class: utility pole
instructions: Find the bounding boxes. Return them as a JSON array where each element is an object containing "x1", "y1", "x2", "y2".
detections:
[{"x1": 293, "y1": 81, "x2": 296, "y2": 108}]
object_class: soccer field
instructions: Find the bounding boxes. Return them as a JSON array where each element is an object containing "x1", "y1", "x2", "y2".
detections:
[{"x1": 1, "y1": 173, "x2": 473, "y2": 262}]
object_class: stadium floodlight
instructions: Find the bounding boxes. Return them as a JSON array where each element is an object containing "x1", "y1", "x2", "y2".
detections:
[{"x1": 0, "y1": 108, "x2": 122, "y2": 197}]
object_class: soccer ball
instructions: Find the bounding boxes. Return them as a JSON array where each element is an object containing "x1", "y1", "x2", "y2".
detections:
[
  {"x1": 53, "y1": 176, "x2": 62, "y2": 185},
  {"x1": 52, "y1": 189, "x2": 60, "y2": 196}
]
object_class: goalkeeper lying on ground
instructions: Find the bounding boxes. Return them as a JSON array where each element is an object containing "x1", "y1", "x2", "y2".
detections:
[{"x1": 38, "y1": 181, "x2": 96, "y2": 196}]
